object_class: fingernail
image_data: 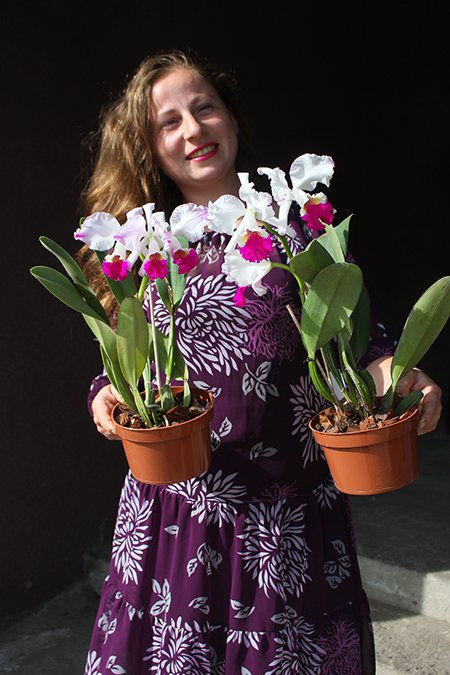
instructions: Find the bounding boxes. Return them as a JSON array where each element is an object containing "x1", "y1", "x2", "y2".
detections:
[{"x1": 419, "y1": 419, "x2": 426, "y2": 429}]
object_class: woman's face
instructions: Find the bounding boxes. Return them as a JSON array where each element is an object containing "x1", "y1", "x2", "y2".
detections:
[{"x1": 149, "y1": 68, "x2": 240, "y2": 205}]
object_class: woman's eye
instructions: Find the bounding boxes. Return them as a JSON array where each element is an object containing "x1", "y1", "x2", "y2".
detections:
[{"x1": 162, "y1": 118, "x2": 178, "y2": 129}]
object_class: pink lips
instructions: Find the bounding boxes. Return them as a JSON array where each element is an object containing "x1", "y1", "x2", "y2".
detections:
[{"x1": 186, "y1": 144, "x2": 219, "y2": 161}]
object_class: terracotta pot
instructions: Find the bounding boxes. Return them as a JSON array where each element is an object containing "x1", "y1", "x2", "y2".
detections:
[
  {"x1": 309, "y1": 405, "x2": 420, "y2": 495},
  {"x1": 112, "y1": 387, "x2": 214, "y2": 485}
]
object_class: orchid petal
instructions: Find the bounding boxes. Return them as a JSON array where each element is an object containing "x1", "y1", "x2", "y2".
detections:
[
  {"x1": 142, "y1": 203, "x2": 156, "y2": 223},
  {"x1": 234, "y1": 287, "x2": 247, "y2": 307},
  {"x1": 301, "y1": 193, "x2": 335, "y2": 231},
  {"x1": 140, "y1": 252, "x2": 168, "y2": 279},
  {"x1": 208, "y1": 195, "x2": 245, "y2": 234},
  {"x1": 257, "y1": 167, "x2": 292, "y2": 204},
  {"x1": 173, "y1": 247, "x2": 198, "y2": 274},
  {"x1": 222, "y1": 250, "x2": 271, "y2": 296},
  {"x1": 74, "y1": 212, "x2": 121, "y2": 251},
  {"x1": 170, "y1": 203, "x2": 210, "y2": 241},
  {"x1": 114, "y1": 213, "x2": 147, "y2": 252},
  {"x1": 240, "y1": 230, "x2": 273, "y2": 263},
  {"x1": 289, "y1": 154, "x2": 335, "y2": 192}
]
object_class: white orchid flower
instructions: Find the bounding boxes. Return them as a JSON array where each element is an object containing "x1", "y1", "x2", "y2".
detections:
[
  {"x1": 258, "y1": 153, "x2": 335, "y2": 234},
  {"x1": 208, "y1": 194, "x2": 245, "y2": 235},
  {"x1": 222, "y1": 249, "x2": 271, "y2": 305},
  {"x1": 169, "y1": 203, "x2": 210, "y2": 242},
  {"x1": 74, "y1": 212, "x2": 121, "y2": 251}
]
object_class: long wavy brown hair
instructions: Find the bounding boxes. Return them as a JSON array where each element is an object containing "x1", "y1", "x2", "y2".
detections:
[{"x1": 79, "y1": 50, "x2": 253, "y2": 317}]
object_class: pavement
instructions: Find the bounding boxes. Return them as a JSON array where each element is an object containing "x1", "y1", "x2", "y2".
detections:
[{"x1": 0, "y1": 431, "x2": 449, "y2": 674}]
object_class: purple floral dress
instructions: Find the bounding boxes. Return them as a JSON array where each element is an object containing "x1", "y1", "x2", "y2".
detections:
[{"x1": 85, "y1": 211, "x2": 393, "y2": 675}]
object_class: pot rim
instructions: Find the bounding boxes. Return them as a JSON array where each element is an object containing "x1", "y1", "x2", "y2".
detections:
[
  {"x1": 112, "y1": 386, "x2": 215, "y2": 438},
  {"x1": 309, "y1": 404, "x2": 420, "y2": 448}
]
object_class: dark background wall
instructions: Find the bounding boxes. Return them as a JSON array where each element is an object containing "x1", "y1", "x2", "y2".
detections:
[{"x1": 2, "y1": 1, "x2": 449, "y2": 618}]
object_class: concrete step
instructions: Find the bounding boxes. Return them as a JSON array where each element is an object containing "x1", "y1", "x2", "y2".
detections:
[
  {"x1": 1, "y1": 581, "x2": 448, "y2": 674},
  {"x1": 359, "y1": 555, "x2": 450, "y2": 623},
  {"x1": 350, "y1": 431, "x2": 450, "y2": 624},
  {"x1": 371, "y1": 598, "x2": 450, "y2": 675}
]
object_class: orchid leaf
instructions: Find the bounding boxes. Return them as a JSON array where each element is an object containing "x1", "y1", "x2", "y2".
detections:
[
  {"x1": 83, "y1": 313, "x2": 117, "y2": 359},
  {"x1": 390, "y1": 276, "x2": 450, "y2": 390},
  {"x1": 31, "y1": 266, "x2": 107, "y2": 322},
  {"x1": 301, "y1": 263, "x2": 363, "y2": 358},
  {"x1": 95, "y1": 250, "x2": 137, "y2": 303},
  {"x1": 348, "y1": 284, "x2": 370, "y2": 363},
  {"x1": 116, "y1": 296, "x2": 149, "y2": 385},
  {"x1": 160, "y1": 384, "x2": 175, "y2": 412},
  {"x1": 315, "y1": 216, "x2": 351, "y2": 261},
  {"x1": 38, "y1": 237, "x2": 109, "y2": 323},
  {"x1": 99, "y1": 344, "x2": 136, "y2": 412},
  {"x1": 148, "y1": 324, "x2": 170, "y2": 370},
  {"x1": 171, "y1": 342, "x2": 189, "y2": 382},
  {"x1": 290, "y1": 239, "x2": 335, "y2": 284}
]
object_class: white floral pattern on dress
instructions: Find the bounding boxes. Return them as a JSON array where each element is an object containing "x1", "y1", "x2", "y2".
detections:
[
  {"x1": 242, "y1": 361, "x2": 279, "y2": 401},
  {"x1": 165, "y1": 470, "x2": 247, "y2": 527},
  {"x1": 266, "y1": 616, "x2": 326, "y2": 675},
  {"x1": 153, "y1": 275, "x2": 252, "y2": 376},
  {"x1": 324, "y1": 540, "x2": 351, "y2": 589},
  {"x1": 313, "y1": 477, "x2": 339, "y2": 509},
  {"x1": 112, "y1": 474, "x2": 153, "y2": 585},
  {"x1": 85, "y1": 650, "x2": 102, "y2": 675},
  {"x1": 290, "y1": 375, "x2": 325, "y2": 467},
  {"x1": 238, "y1": 499, "x2": 311, "y2": 601},
  {"x1": 143, "y1": 617, "x2": 213, "y2": 673}
]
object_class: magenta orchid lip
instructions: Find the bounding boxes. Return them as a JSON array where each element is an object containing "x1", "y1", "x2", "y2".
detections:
[{"x1": 186, "y1": 143, "x2": 218, "y2": 161}]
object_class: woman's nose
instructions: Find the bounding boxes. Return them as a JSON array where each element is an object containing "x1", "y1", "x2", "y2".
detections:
[{"x1": 183, "y1": 113, "x2": 203, "y2": 139}]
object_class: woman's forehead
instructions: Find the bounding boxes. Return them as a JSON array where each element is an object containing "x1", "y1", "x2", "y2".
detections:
[{"x1": 150, "y1": 69, "x2": 219, "y2": 116}]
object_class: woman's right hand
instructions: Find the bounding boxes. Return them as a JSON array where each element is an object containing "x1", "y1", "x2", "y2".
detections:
[{"x1": 91, "y1": 385, "x2": 123, "y2": 440}]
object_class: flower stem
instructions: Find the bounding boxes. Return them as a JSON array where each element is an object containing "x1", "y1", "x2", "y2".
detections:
[
  {"x1": 147, "y1": 280, "x2": 163, "y2": 400},
  {"x1": 272, "y1": 263, "x2": 305, "y2": 303}
]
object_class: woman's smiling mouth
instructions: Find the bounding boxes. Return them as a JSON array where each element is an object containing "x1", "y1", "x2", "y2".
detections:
[{"x1": 186, "y1": 144, "x2": 219, "y2": 161}]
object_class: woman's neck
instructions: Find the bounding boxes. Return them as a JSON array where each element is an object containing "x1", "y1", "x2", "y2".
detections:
[{"x1": 182, "y1": 173, "x2": 241, "y2": 206}]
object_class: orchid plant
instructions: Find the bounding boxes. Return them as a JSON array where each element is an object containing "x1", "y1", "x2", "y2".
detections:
[
  {"x1": 31, "y1": 203, "x2": 202, "y2": 428},
  {"x1": 32, "y1": 153, "x2": 450, "y2": 430},
  {"x1": 204, "y1": 154, "x2": 450, "y2": 421}
]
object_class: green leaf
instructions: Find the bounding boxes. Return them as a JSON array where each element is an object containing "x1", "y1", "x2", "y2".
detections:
[
  {"x1": 348, "y1": 284, "x2": 370, "y2": 363},
  {"x1": 391, "y1": 276, "x2": 450, "y2": 390},
  {"x1": 38, "y1": 237, "x2": 109, "y2": 323},
  {"x1": 99, "y1": 344, "x2": 136, "y2": 412},
  {"x1": 160, "y1": 384, "x2": 175, "y2": 412},
  {"x1": 171, "y1": 342, "x2": 189, "y2": 382},
  {"x1": 314, "y1": 216, "x2": 351, "y2": 262},
  {"x1": 301, "y1": 263, "x2": 363, "y2": 358},
  {"x1": 95, "y1": 251, "x2": 137, "y2": 303},
  {"x1": 31, "y1": 266, "x2": 107, "y2": 322},
  {"x1": 395, "y1": 390, "x2": 423, "y2": 416},
  {"x1": 116, "y1": 296, "x2": 149, "y2": 385},
  {"x1": 290, "y1": 239, "x2": 335, "y2": 284},
  {"x1": 148, "y1": 324, "x2": 170, "y2": 374},
  {"x1": 83, "y1": 313, "x2": 117, "y2": 360}
]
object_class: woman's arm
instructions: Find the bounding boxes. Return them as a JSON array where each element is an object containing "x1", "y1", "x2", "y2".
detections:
[{"x1": 366, "y1": 356, "x2": 442, "y2": 435}]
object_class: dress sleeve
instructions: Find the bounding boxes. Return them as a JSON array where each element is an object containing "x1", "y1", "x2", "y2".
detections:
[{"x1": 87, "y1": 373, "x2": 111, "y2": 416}]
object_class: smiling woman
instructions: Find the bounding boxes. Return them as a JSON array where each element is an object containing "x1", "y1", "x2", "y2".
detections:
[
  {"x1": 149, "y1": 68, "x2": 240, "y2": 204},
  {"x1": 76, "y1": 49, "x2": 442, "y2": 675}
]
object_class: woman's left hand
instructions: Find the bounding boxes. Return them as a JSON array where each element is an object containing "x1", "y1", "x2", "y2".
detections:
[{"x1": 395, "y1": 369, "x2": 442, "y2": 435}]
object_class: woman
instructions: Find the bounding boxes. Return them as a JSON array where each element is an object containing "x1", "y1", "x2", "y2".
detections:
[{"x1": 84, "y1": 51, "x2": 441, "y2": 675}]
